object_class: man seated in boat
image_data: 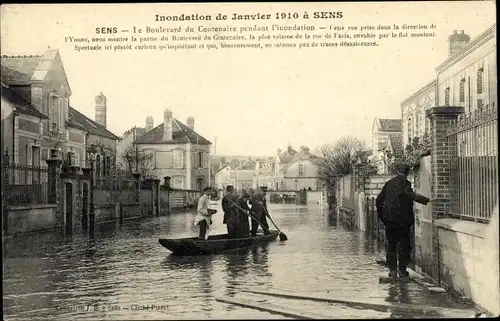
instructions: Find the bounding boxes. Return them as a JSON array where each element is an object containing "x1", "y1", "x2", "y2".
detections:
[
  {"x1": 249, "y1": 186, "x2": 270, "y2": 236},
  {"x1": 227, "y1": 191, "x2": 251, "y2": 239},
  {"x1": 222, "y1": 185, "x2": 238, "y2": 235},
  {"x1": 194, "y1": 187, "x2": 217, "y2": 240}
]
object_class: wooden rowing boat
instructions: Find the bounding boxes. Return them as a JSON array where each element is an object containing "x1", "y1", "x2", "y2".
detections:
[{"x1": 158, "y1": 230, "x2": 279, "y2": 256}]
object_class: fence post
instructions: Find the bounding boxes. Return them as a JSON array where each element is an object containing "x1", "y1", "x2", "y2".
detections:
[
  {"x1": 132, "y1": 172, "x2": 141, "y2": 203},
  {"x1": 154, "y1": 179, "x2": 160, "y2": 216},
  {"x1": 2, "y1": 151, "x2": 9, "y2": 237},
  {"x1": 46, "y1": 157, "x2": 63, "y2": 228},
  {"x1": 426, "y1": 106, "x2": 465, "y2": 282}
]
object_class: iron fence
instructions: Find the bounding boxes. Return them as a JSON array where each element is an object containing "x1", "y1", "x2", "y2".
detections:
[
  {"x1": 447, "y1": 104, "x2": 498, "y2": 222},
  {"x1": 3, "y1": 162, "x2": 51, "y2": 206}
]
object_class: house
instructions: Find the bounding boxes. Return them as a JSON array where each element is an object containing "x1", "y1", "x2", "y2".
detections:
[
  {"x1": 401, "y1": 80, "x2": 436, "y2": 146},
  {"x1": 214, "y1": 163, "x2": 232, "y2": 190},
  {"x1": 371, "y1": 118, "x2": 402, "y2": 174},
  {"x1": 1, "y1": 49, "x2": 119, "y2": 172},
  {"x1": 253, "y1": 145, "x2": 322, "y2": 191},
  {"x1": 377, "y1": 133, "x2": 404, "y2": 174},
  {"x1": 133, "y1": 109, "x2": 212, "y2": 191},
  {"x1": 116, "y1": 116, "x2": 153, "y2": 173}
]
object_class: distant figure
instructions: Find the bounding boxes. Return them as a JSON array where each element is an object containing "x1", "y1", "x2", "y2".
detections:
[
  {"x1": 194, "y1": 187, "x2": 217, "y2": 240},
  {"x1": 250, "y1": 186, "x2": 270, "y2": 236},
  {"x1": 222, "y1": 185, "x2": 238, "y2": 235},
  {"x1": 376, "y1": 163, "x2": 431, "y2": 281}
]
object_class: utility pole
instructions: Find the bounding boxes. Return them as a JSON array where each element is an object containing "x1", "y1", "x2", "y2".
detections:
[
  {"x1": 134, "y1": 127, "x2": 139, "y2": 173},
  {"x1": 208, "y1": 136, "x2": 216, "y2": 187}
]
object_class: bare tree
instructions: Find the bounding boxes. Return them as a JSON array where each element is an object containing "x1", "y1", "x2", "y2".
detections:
[
  {"x1": 315, "y1": 136, "x2": 376, "y2": 186},
  {"x1": 119, "y1": 145, "x2": 156, "y2": 177}
]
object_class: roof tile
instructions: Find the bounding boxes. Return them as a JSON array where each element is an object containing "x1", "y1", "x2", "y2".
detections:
[
  {"x1": 1, "y1": 55, "x2": 42, "y2": 85},
  {"x1": 1, "y1": 83, "x2": 48, "y2": 119},
  {"x1": 68, "y1": 107, "x2": 119, "y2": 140},
  {"x1": 379, "y1": 119, "x2": 402, "y2": 132}
]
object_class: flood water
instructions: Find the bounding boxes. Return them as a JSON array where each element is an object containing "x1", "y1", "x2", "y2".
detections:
[{"x1": 3, "y1": 203, "x2": 475, "y2": 320}]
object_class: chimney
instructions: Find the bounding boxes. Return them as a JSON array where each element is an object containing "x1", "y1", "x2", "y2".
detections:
[
  {"x1": 145, "y1": 116, "x2": 154, "y2": 132},
  {"x1": 448, "y1": 29, "x2": 470, "y2": 56},
  {"x1": 277, "y1": 148, "x2": 282, "y2": 155},
  {"x1": 95, "y1": 91, "x2": 107, "y2": 128},
  {"x1": 163, "y1": 109, "x2": 173, "y2": 142},
  {"x1": 300, "y1": 145, "x2": 310, "y2": 154},
  {"x1": 187, "y1": 116, "x2": 194, "y2": 130}
]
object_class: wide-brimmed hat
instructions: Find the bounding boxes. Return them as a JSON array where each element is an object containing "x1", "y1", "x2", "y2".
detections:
[{"x1": 226, "y1": 185, "x2": 234, "y2": 191}]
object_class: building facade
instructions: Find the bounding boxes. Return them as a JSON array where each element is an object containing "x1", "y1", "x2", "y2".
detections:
[
  {"x1": 1, "y1": 50, "x2": 119, "y2": 172},
  {"x1": 253, "y1": 145, "x2": 322, "y2": 191},
  {"x1": 401, "y1": 80, "x2": 437, "y2": 146},
  {"x1": 133, "y1": 109, "x2": 212, "y2": 191},
  {"x1": 436, "y1": 26, "x2": 496, "y2": 115}
]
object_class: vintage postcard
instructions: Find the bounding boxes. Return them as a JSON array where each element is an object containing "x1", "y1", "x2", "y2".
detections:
[{"x1": 1, "y1": 1, "x2": 498, "y2": 320}]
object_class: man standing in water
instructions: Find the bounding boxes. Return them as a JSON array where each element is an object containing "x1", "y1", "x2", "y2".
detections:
[
  {"x1": 376, "y1": 163, "x2": 431, "y2": 281},
  {"x1": 222, "y1": 185, "x2": 238, "y2": 235},
  {"x1": 194, "y1": 187, "x2": 217, "y2": 240}
]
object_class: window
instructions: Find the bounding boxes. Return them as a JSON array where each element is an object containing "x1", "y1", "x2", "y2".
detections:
[
  {"x1": 172, "y1": 176, "x2": 185, "y2": 189},
  {"x1": 407, "y1": 118, "x2": 412, "y2": 139},
  {"x1": 32, "y1": 146, "x2": 41, "y2": 167},
  {"x1": 172, "y1": 150, "x2": 184, "y2": 169},
  {"x1": 298, "y1": 164, "x2": 304, "y2": 176},
  {"x1": 196, "y1": 178, "x2": 204, "y2": 192},
  {"x1": 51, "y1": 95, "x2": 59, "y2": 132},
  {"x1": 415, "y1": 114, "x2": 419, "y2": 137},
  {"x1": 198, "y1": 152, "x2": 203, "y2": 168},
  {"x1": 444, "y1": 87, "x2": 450, "y2": 106},
  {"x1": 477, "y1": 68, "x2": 484, "y2": 94},
  {"x1": 105, "y1": 156, "x2": 111, "y2": 176},
  {"x1": 75, "y1": 152, "x2": 81, "y2": 167},
  {"x1": 459, "y1": 78, "x2": 466, "y2": 103},
  {"x1": 95, "y1": 154, "x2": 101, "y2": 176}
]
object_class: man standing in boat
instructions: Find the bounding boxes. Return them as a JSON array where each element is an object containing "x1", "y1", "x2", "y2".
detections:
[
  {"x1": 228, "y1": 191, "x2": 251, "y2": 239},
  {"x1": 250, "y1": 186, "x2": 270, "y2": 236},
  {"x1": 194, "y1": 187, "x2": 217, "y2": 240},
  {"x1": 222, "y1": 185, "x2": 238, "y2": 235}
]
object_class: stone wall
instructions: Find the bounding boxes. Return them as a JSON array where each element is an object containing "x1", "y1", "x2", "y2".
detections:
[
  {"x1": 436, "y1": 217, "x2": 499, "y2": 315},
  {"x1": 5, "y1": 204, "x2": 58, "y2": 235}
]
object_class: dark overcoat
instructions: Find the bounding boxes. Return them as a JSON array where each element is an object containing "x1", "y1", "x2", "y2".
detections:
[{"x1": 376, "y1": 174, "x2": 429, "y2": 226}]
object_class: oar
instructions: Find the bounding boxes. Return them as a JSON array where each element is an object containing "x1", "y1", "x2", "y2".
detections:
[{"x1": 261, "y1": 206, "x2": 288, "y2": 241}]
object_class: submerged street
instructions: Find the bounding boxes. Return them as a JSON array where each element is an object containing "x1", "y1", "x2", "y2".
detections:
[{"x1": 3, "y1": 203, "x2": 477, "y2": 320}]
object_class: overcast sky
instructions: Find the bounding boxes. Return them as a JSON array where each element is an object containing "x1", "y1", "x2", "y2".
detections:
[{"x1": 1, "y1": 2, "x2": 496, "y2": 156}]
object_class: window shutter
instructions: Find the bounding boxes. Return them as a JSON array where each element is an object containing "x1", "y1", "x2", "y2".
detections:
[
  {"x1": 48, "y1": 96, "x2": 53, "y2": 129},
  {"x1": 204, "y1": 152, "x2": 208, "y2": 168},
  {"x1": 59, "y1": 99, "x2": 64, "y2": 133}
]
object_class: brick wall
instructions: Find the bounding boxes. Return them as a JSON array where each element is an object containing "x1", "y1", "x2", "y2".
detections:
[{"x1": 363, "y1": 175, "x2": 392, "y2": 198}]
